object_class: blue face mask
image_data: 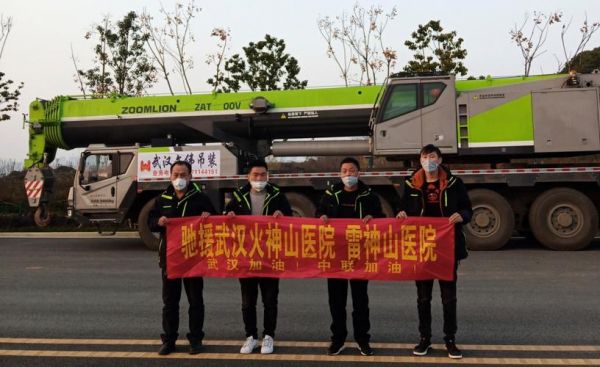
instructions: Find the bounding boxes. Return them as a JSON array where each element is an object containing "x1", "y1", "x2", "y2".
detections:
[
  {"x1": 421, "y1": 160, "x2": 438, "y2": 173},
  {"x1": 341, "y1": 175, "x2": 358, "y2": 188}
]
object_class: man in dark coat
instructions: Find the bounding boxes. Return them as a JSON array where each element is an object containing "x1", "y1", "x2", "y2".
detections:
[
  {"x1": 316, "y1": 157, "x2": 383, "y2": 356},
  {"x1": 396, "y1": 144, "x2": 472, "y2": 359},
  {"x1": 225, "y1": 159, "x2": 292, "y2": 355},
  {"x1": 150, "y1": 160, "x2": 216, "y2": 355}
]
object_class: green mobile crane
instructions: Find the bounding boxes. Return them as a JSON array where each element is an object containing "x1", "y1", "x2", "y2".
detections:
[{"x1": 23, "y1": 72, "x2": 600, "y2": 251}]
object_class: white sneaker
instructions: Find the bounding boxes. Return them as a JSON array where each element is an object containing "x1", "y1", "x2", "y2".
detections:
[
  {"x1": 261, "y1": 335, "x2": 274, "y2": 354},
  {"x1": 240, "y1": 336, "x2": 258, "y2": 354}
]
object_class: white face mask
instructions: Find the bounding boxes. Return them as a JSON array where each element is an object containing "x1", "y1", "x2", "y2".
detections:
[
  {"x1": 421, "y1": 160, "x2": 438, "y2": 173},
  {"x1": 172, "y1": 177, "x2": 187, "y2": 191},
  {"x1": 341, "y1": 175, "x2": 358, "y2": 188},
  {"x1": 250, "y1": 180, "x2": 267, "y2": 192}
]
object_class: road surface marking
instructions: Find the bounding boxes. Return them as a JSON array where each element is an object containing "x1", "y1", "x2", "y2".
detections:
[
  {"x1": 1, "y1": 337, "x2": 600, "y2": 351},
  {"x1": 0, "y1": 349, "x2": 599, "y2": 365}
]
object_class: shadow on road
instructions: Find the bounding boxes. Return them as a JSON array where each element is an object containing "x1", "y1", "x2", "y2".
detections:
[{"x1": 498, "y1": 237, "x2": 600, "y2": 251}]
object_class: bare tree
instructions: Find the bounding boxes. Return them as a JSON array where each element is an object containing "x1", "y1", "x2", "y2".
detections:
[
  {"x1": 318, "y1": 3, "x2": 398, "y2": 86},
  {"x1": 206, "y1": 27, "x2": 231, "y2": 92},
  {"x1": 557, "y1": 14, "x2": 600, "y2": 72},
  {"x1": 510, "y1": 11, "x2": 562, "y2": 76},
  {"x1": 158, "y1": 1, "x2": 200, "y2": 94},
  {"x1": 0, "y1": 15, "x2": 13, "y2": 61},
  {"x1": 70, "y1": 44, "x2": 87, "y2": 98},
  {"x1": 140, "y1": 10, "x2": 174, "y2": 95},
  {"x1": 317, "y1": 15, "x2": 354, "y2": 87},
  {"x1": 0, "y1": 158, "x2": 18, "y2": 176},
  {"x1": 377, "y1": 20, "x2": 398, "y2": 80}
]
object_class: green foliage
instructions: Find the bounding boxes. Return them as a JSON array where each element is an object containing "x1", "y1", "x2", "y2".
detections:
[
  {"x1": 79, "y1": 11, "x2": 156, "y2": 97},
  {"x1": 0, "y1": 71, "x2": 23, "y2": 121},
  {"x1": 208, "y1": 34, "x2": 307, "y2": 92},
  {"x1": 403, "y1": 20, "x2": 468, "y2": 76},
  {"x1": 560, "y1": 46, "x2": 600, "y2": 73}
]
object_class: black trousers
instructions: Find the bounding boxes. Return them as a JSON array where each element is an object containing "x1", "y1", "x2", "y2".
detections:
[
  {"x1": 327, "y1": 278, "x2": 370, "y2": 344},
  {"x1": 415, "y1": 265, "x2": 458, "y2": 341},
  {"x1": 161, "y1": 270, "x2": 205, "y2": 344},
  {"x1": 240, "y1": 277, "x2": 279, "y2": 338}
]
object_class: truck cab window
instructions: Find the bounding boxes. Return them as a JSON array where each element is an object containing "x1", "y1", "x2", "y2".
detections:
[
  {"x1": 382, "y1": 84, "x2": 418, "y2": 121},
  {"x1": 119, "y1": 153, "x2": 134, "y2": 175},
  {"x1": 81, "y1": 154, "x2": 113, "y2": 184},
  {"x1": 423, "y1": 82, "x2": 446, "y2": 107}
]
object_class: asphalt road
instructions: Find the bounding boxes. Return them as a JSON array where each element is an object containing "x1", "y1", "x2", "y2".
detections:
[{"x1": 1, "y1": 236, "x2": 599, "y2": 366}]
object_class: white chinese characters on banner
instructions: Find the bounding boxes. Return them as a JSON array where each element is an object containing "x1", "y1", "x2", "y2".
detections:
[{"x1": 138, "y1": 150, "x2": 221, "y2": 181}]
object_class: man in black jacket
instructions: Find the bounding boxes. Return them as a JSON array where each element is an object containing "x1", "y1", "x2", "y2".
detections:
[
  {"x1": 396, "y1": 144, "x2": 472, "y2": 359},
  {"x1": 150, "y1": 160, "x2": 216, "y2": 356},
  {"x1": 225, "y1": 159, "x2": 292, "y2": 355},
  {"x1": 316, "y1": 157, "x2": 383, "y2": 357}
]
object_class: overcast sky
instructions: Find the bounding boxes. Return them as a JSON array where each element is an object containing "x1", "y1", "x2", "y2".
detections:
[{"x1": 1, "y1": 0, "x2": 599, "y2": 163}]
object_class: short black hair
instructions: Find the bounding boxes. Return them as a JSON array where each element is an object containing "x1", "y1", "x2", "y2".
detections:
[
  {"x1": 170, "y1": 160, "x2": 192, "y2": 174},
  {"x1": 247, "y1": 159, "x2": 268, "y2": 172},
  {"x1": 340, "y1": 157, "x2": 360, "y2": 170},
  {"x1": 419, "y1": 144, "x2": 442, "y2": 158}
]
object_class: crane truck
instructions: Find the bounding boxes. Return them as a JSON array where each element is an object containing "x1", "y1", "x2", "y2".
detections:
[{"x1": 22, "y1": 72, "x2": 600, "y2": 251}]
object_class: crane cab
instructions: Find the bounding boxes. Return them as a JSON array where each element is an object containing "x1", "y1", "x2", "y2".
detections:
[{"x1": 372, "y1": 75, "x2": 457, "y2": 156}]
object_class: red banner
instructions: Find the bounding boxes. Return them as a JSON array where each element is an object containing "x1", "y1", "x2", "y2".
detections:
[{"x1": 166, "y1": 216, "x2": 455, "y2": 281}]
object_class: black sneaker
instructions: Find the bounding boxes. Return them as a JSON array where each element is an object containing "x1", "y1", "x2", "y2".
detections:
[
  {"x1": 158, "y1": 342, "x2": 176, "y2": 355},
  {"x1": 357, "y1": 342, "x2": 374, "y2": 356},
  {"x1": 413, "y1": 337, "x2": 431, "y2": 356},
  {"x1": 189, "y1": 340, "x2": 203, "y2": 355},
  {"x1": 445, "y1": 340, "x2": 463, "y2": 359},
  {"x1": 327, "y1": 341, "x2": 346, "y2": 355}
]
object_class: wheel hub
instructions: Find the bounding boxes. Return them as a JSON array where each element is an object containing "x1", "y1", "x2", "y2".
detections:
[
  {"x1": 474, "y1": 212, "x2": 491, "y2": 227},
  {"x1": 556, "y1": 212, "x2": 573, "y2": 227},
  {"x1": 469, "y1": 206, "x2": 498, "y2": 236},
  {"x1": 548, "y1": 204, "x2": 582, "y2": 237}
]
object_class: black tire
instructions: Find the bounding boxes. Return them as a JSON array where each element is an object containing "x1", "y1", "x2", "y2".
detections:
[
  {"x1": 464, "y1": 189, "x2": 514, "y2": 251},
  {"x1": 376, "y1": 193, "x2": 394, "y2": 218},
  {"x1": 528, "y1": 188, "x2": 598, "y2": 251},
  {"x1": 285, "y1": 192, "x2": 316, "y2": 218},
  {"x1": 138, "y1": 198, "x2": 160, "y2": 251},
  {"x1": 34, "y1": 204, "x2": 51, "y2": 227}
]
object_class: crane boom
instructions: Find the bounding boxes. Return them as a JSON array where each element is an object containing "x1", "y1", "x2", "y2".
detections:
[{"x1": 25, "y1": 85, "x2": 382, "y2": 168}]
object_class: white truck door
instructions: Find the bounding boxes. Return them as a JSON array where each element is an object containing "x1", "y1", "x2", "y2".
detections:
[{"x1": 76, "y1": 153, "x2": 118, "y2": 211}]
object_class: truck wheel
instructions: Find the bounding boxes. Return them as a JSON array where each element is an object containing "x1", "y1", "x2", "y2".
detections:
[
  {"x1": 464, "y1": 189, "x2": 514, "y2": 251},
  {"x1": 138, "y1": 198, "x2": 160, "y2": 251},
  {"x1": 285, "y1": 192, "x2": 316, "y2": 217},
  {"x1": 34, "y1": 204, "x2": 51, "y2": 227},
  {"x1": 528, "y1": 188, "x2": 598, "y2": 251},
  {"x1": 376, "y1": 194, "x2": 394, "y2": 218}
]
